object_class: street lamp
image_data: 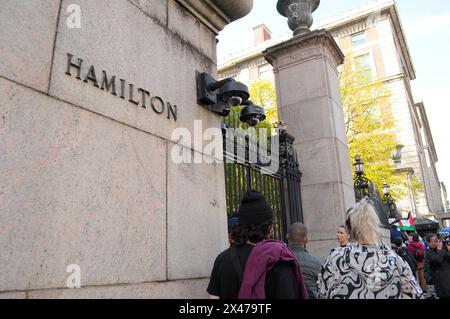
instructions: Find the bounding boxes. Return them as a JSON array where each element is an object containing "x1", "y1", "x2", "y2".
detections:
[
  {"x1": 353, "y1": 155, "x2": 364, "y2": 175},
  {"x1": 353, "y1": 155, "x2": 369, "y2": 198}
]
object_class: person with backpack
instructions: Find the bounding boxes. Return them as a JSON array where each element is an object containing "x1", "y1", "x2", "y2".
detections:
[
  {"x1": 207, "y1": 190, "x2": 309, "y2": 299},
  {"x1": 392, "y1": 237, "x2": 417, "y2": 276},
  {"x1": 407, "y1": 233, "x2": 429, "y2": 295}
]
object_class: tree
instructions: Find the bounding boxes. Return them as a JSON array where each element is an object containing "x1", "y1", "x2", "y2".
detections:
[
  {"x1": 340, "y1": 55, "x2": 422, "y2": 199},
  {"x1": 249, "y1": 78, "x2": 278, "y2": 127},
  {"x1": 340, "y1": 54, "x2": 391, "y2": 144}
]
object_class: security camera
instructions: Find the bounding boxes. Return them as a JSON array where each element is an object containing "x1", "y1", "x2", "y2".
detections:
[
  {"x1": 239, "y1": 101, "x2": 266, "y2": 127},
  {"x1": 210, "y1": 101, "x2": 231, "y2": 117},
  {"x1": 226, "y1": 96, "x2": 243, "y2": 107},
  {"x1": 196, "y1": 72, "x2": 249, "y2": 115},
  {"x1": 218, "y1": 80, "x2": 249, "y2": 107}
]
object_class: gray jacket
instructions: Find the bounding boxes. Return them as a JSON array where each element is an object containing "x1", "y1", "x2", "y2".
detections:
[{"x1": 289, "y1": 244, "x2": 321, "y2": 298}]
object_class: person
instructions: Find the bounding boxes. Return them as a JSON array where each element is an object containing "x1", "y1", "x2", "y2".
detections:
[
  {"x1": 392, "y1": 237, "x2": 417, "y2": 276},
  {"x1": 317, "y1": 199, "x2": 423, "y2": 299},
  {"x1": 287, "y1": 223, "x2": 321, "y2": 299},
  {"x1": 390, "y1": 224, "x2": 408, "y2": 243},
  {"x1": 207, "y1": 190, "x2": 309, "y2": 299},
  {"x1": 426, "y1": 234, "x2": 450, "y2": 300},
  {"x1": 227, "y1": 215, "x2": 239, "y2": 246},
  {"x1": 336, "y1": 225, "x2": 350, "y2": 248},
  {"x1": 407, "y1": 233, "x2": 428, "y2": 294},
  {"x1": 424, "y1": 234, "x2": 434, "y2": 284}
]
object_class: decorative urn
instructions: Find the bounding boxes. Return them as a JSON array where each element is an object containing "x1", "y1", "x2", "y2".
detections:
[{"x1": 277, "y1": 0, "x2": 320, "y2": 36}]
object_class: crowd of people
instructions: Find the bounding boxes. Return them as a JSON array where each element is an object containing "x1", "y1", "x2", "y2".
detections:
[{"x1": 207, "y1": 190, "x2": 450, "y2": 299}]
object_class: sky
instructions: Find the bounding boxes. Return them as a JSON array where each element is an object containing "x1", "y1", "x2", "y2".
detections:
[{"x1": 217, "y1": 0, "x2": 450, "y2": 201}]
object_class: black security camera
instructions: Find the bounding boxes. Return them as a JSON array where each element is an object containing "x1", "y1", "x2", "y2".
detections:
[
  {"x1": 218, "y1": 80, "x2": 249, "y2": 107},
  {"x1": 239, "y1": 100, "x2": 266, "y2": 127},
  {"x1": 196, "y1": 72, "x2": 249, "y2": 115}
]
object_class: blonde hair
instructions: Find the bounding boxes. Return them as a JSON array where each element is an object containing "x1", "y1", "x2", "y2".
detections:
[{"x1": 346, "y1": 199, "x2": 381, "y2": 245}]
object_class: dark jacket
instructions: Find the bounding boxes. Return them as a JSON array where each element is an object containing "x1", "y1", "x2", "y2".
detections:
[
  {"x1": 289, "y1": 244, "x2": 321, "y2": 298},
  {"x1": 238, "y1": 240, "x2": 309, "y2": 299},
  {"x1": 426, "y1": 248, "x2": 450, "y2": 297},
  {"x1": 395, "y1": 246, "x2": 418, "y2": 274}
]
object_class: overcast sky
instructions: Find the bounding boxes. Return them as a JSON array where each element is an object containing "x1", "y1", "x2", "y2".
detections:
[{"x1": 217, "y1": 0, "x2": 450, "y2": 199}]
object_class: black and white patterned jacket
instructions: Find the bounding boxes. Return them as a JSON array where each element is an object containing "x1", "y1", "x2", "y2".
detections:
[{"x1": 317, "y1": 243, "x2": 423, "y2": 299}]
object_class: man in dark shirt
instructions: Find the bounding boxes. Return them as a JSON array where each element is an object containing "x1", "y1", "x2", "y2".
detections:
[
  {"x1": 207, "y1": 190, "x2": 302, "y2": 299},
  {"x1": 426, "y1": 234, "x2": 450, "y2": 299},
  {"x1": 287, "y1": 223, "x2": 321, "y2": 298}
]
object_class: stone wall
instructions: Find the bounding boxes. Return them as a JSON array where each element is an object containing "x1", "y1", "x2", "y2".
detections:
[{"x1": 0, "y1": 0, "x2": 251, "y2": 298}]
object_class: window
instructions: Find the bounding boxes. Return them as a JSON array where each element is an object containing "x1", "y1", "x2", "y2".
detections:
[
  {"x1": 239, "y1": 68, "x2": 250, "y2": 84},
  {"x1": 258, "y1": 64, "x2": 273, "y2": 80},
  {"x1": 354, "y1": 53, "x2": 373, "y2": 81},
  {"x1": 351, "y1": 32, "x2": 367, "y2": 47}
]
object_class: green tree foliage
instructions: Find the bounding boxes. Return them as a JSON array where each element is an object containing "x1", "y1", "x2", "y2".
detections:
[
  {"x1": 341, "y1": 55, "x2": 422, "y2": 198},
  {"x1": 249, "y1": 78, "x2": 278, "y2": 128}
]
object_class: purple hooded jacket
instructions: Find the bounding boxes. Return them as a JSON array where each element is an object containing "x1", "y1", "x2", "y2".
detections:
[{"x1": 238, "y1": 240, "x2": 309, "y2": 299}]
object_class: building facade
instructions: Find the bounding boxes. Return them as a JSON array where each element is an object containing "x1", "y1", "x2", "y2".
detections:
[
  {"x1": 441, "y1": 182, "x2": 450, "y2": 213},
  {"x1": 218, "y1": 0, "x2": 445, "y2": 220}
]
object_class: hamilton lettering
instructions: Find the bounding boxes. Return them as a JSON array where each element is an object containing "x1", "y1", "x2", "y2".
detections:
[{"x1": 65, "y1": 53, "x2": 177, "y2": 122}]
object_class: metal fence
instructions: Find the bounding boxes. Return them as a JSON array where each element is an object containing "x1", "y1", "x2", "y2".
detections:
[{"x1": 222, "y1": 121, "x2": 303, "y2": 242}]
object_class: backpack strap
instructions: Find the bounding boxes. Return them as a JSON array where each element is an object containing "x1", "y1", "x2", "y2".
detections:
[{"x1": 230, "y1": 247, "x2": 244, "y2": 283}]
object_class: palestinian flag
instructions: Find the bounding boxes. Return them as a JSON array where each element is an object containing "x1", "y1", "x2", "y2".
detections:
[{"x1": 399, "y1": 213, "x2": 415, "y2": 231}]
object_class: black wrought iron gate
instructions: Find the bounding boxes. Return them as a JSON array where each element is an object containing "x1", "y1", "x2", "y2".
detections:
[{"x1": 222, "y1": 124, "x2": 303, "y2": 241}]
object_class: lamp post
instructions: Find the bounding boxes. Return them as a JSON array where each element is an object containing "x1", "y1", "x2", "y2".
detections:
[{"x1": 353, "y1": 155, "x2": 369, "y2": 199}]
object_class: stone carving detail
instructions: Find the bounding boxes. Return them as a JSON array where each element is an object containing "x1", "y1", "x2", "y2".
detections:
[{"x1": 277, "y1": 0, "x2": 320, "y2": 36}]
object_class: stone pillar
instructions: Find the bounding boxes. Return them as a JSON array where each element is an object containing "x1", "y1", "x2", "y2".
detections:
[{"x1": 264, "y1": 30, "x2": 355, "y2": 259}]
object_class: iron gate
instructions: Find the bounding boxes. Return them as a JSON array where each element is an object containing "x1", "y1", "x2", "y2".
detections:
[{"x1": 222, "y1": 122, "x2": 303, "y2": 241}]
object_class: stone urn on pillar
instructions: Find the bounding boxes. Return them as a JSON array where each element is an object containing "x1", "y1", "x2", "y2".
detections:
[{"x1": 277, "y1": 0, "x2": 320, "y2": 36}]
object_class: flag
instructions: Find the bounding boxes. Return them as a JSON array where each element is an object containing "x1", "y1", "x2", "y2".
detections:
[
  {"x1": 408, "y1": 212, "x2": 415, "y2": 227},
  {"x1": 399, "y1": 212, "x2": 415, "y2": 231}
]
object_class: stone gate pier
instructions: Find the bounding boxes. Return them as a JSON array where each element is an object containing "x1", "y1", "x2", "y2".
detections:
[{"x1": 264, "y1": 0, "x2": 356, "y2": 259}]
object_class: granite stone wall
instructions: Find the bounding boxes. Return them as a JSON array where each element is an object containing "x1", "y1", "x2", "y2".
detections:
[{"x1": 0, "y1": 0, "x2": 233, "y2": 298}]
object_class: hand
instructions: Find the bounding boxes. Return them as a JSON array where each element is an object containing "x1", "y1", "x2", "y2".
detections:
[
  {"x1": 446, "y1": 244, "x2": 450, "y2": 252},
  {"x1": 437, "y1": 240, "x2": 443, "y2": 250}
]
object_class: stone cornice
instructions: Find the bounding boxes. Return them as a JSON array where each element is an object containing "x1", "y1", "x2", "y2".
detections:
[
  {"x1": 263, "y1": 29, "x2": 345, "y2": 68},
  {"x1": 175, "y1": 0, "x2": 253, "y2": 35}
]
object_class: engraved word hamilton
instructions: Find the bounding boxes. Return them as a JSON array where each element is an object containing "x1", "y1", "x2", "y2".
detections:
[{"x1": 65, "y1": 53, "x2": 178, "y2": 122}]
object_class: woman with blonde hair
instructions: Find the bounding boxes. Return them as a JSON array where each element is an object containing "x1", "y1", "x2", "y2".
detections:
[{"x1": 317, "y1": 199, "x2": 423, "y2": 299}]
